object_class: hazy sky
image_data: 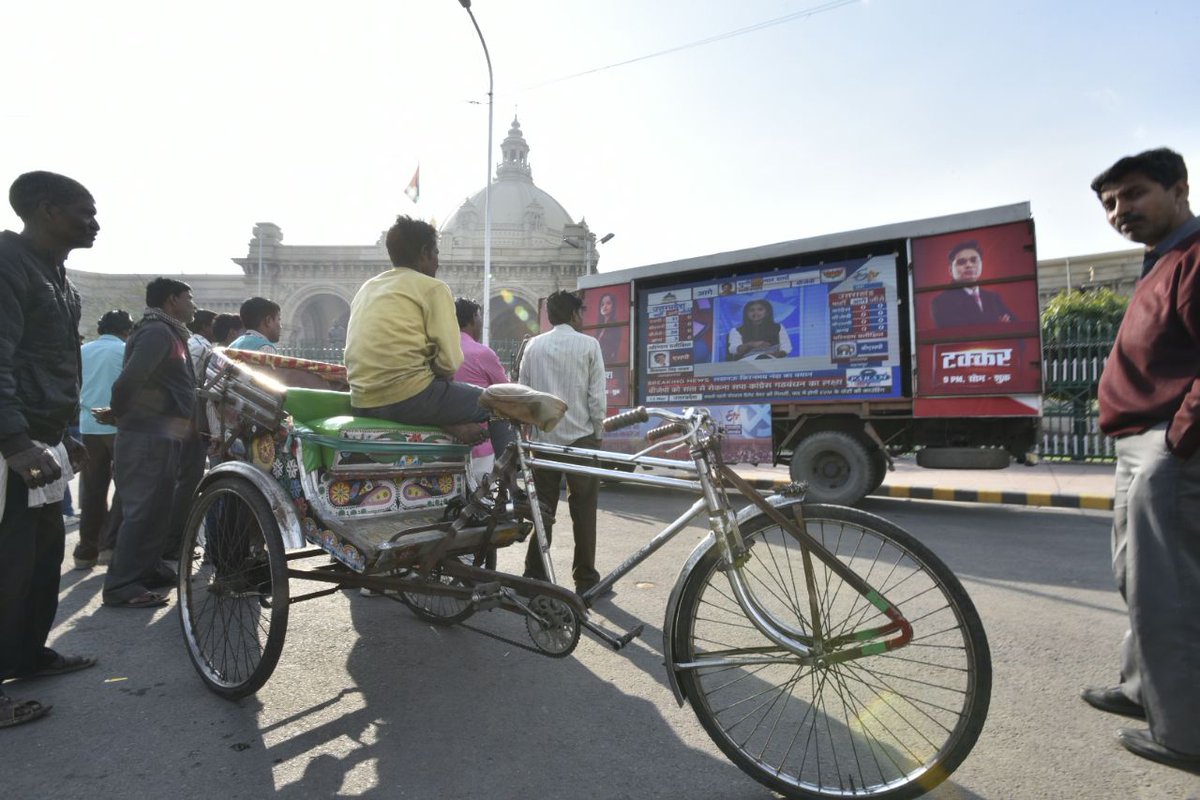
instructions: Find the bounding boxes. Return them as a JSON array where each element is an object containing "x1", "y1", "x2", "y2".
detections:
[{"x1": 4, "y1": 0, "x2": 1197, "y2": 277}]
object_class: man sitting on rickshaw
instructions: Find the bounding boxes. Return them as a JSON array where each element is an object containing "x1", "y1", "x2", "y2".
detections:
[{"x1": 343, "y1": 215, "x2": 516, "y2": 467}]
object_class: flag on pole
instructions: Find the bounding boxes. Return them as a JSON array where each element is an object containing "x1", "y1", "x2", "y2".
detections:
[{"x1": 404, "y1": 165, "x2": 420, "y2": 204}]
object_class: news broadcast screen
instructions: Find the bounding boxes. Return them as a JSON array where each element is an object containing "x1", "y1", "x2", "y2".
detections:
[{"x1": 635, "y1": 256, "x2": 903, "y2": 405}]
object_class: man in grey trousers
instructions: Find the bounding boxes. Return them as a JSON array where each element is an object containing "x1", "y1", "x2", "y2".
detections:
[
  {"x1": 102, "y1": 278, "x2": 197, "y2": 608},
  {"x1": 1083, "y1": 147, "x2": 1200, "y2": 771}
]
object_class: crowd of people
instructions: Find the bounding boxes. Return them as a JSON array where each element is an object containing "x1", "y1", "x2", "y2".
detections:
[
  {"x1": 2, "y1": 149, "x2": 1196, "y2": 775},
  {"x1": 0, "y1": 171, "x2": 287, "y2": 727},
  {"x1": 0, "y1": 184, "x2": 610, "y2": 731}
]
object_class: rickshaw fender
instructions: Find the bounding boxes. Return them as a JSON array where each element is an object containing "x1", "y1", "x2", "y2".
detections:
[
  {"x1": 196, "y1": 461, "x2": 307, "y2": 550},
  {"x1": 661, "y1": 493, "x2": 805, "y2": 706}
]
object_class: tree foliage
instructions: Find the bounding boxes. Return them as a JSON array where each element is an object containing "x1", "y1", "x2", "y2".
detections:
[{"x1": 1041, "y1": 288, "x2": 1128, "y2": 336}]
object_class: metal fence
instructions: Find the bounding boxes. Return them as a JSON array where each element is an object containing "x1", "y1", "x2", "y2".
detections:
[
  {"x1": 278, "y1": 328, "x2": 1119, "y2": 461},
  {"x1": 1040, "y1": 321, "x2": 1117, "y2": 461}
]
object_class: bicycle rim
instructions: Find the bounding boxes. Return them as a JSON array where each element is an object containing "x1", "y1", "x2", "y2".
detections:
[
  {"x1": 673, "y1": 503, "x2": 990, "y2": 799},
  {"x1": 179, "y1": 476, "x2": 289, "y2": 699}
]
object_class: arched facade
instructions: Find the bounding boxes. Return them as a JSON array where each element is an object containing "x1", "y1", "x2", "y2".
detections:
[
  {"x1": 284, "y1": 284, "x2": 353, "y2": 348},
  {"x1": 68, "y1": 117, "x2": 599, "y2": 361}
]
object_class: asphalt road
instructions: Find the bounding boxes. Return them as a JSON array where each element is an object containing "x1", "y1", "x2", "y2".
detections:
[{"x1": 8, "y1": 485, "x2": 1199, "y2": 800}]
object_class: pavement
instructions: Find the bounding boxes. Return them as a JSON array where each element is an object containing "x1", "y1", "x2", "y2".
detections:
[{"x1": 728, "y1": 455, "x2": 1117, "y2": 510}]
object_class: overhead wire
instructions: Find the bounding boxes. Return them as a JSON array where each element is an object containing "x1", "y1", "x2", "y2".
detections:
[{"x1": 519, "y1": 0, "x2": 862, "y2": 92}]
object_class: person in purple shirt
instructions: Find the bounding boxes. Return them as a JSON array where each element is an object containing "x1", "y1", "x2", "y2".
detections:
[{"x1": 453, "y1": 298, "x2": 507, "y2": 485}]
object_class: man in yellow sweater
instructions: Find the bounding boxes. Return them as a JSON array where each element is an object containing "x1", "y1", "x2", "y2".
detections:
[{"x1": 344, "y1": 215, "x2": 514, "y2": 458}]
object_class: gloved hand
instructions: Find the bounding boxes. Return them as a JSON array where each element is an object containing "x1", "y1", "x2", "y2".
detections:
[{"x1": 6, "y1": 445, "x2": 62, "y2": 489}]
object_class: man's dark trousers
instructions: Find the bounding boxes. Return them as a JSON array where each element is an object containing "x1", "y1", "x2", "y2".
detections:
[
  {"x1": 523, "y1": 435, "x2": 601, "y2": 591},
  {"x1": 0, "y1": 468, "x2": 66, "y2": 679},
  {"x1": 74, "y1": 432, "x2": 119, "y2": 561},
  {"x1": 103, "y1": 430, "x2": 183, "y2": 604},
  {"x1": 162, "y1": 430, "x2": 206, "y2": 560}
]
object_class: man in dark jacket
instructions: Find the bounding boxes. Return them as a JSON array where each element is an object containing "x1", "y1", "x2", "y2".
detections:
[
  {"x1": 101, "y1": 277, "x2": 196, "y2": 608},
  {"x1": 0, "y1": 171, "x2": 98, "y2": 729}
]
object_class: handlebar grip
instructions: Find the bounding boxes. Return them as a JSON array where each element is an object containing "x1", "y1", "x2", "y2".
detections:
[
  {"x1": 646, "y1": 421, "x2": 689, "y2": 443},
  {"x1": 603, "y1": 406, "x2": 650, "y2": 432}
]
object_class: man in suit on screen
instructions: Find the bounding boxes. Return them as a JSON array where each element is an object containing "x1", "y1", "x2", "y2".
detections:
[{"x1": 930, "y1": 240, "x2": 1014, "y2": 328}]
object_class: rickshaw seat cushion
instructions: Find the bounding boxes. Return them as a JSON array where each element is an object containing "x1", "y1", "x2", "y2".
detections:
[
  {"x1": 284, "y1": 387, "x2": 354, "y2": 424},
  {"x1": 480, "y1": 383, "x2": 567, "y2": 432},
  {"x1": 284, "y1": 387, "x2": 453, "y2": 437},
  {"x1": 285, "y1": 387, "x2": 471, "y2": 473}
]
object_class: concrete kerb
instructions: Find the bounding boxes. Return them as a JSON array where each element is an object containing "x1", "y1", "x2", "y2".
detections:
[
  {"x1": 629, "y1": 459, "x2": 1117, "y2": 511},
  {"x1": 737, "y1": 477, "x2": 1115, "y2": 511}
]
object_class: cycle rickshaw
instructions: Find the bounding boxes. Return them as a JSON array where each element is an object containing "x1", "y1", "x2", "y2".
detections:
[{"x1": 180, "y1": 348, "x2": 991, "y2": 800}]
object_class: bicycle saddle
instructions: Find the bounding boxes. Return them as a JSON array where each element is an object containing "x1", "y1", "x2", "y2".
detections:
[{"x1": 479, "y1": 383, "x2": 567, "y2": 432}]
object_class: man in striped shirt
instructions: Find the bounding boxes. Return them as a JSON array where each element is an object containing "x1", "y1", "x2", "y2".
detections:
[{"x1": 518, "y1": 290, "x2": 607, "y2": 595}]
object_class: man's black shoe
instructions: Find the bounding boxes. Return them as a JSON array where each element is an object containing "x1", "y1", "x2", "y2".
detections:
[
  {"x1": 1081, "y1": 686, "x2": 1145, "y2": 719},
  {"x1": 511, "y1": 491, "x2": 555, "y2": 525},
  {"x1": 1118, "y1": 728, "x2": 1200, "y2": 773}
]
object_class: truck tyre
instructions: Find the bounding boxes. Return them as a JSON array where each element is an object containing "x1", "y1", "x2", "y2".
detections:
[
  {"x1": 917, "y1": 447, "x2": 1010, "y2": 470},
  {"x1": 788, "y1": 430, "x2": 872, "y2": 506},
  {"x1": 868, "y1": 448, "x2": 888, "y2": 494}
]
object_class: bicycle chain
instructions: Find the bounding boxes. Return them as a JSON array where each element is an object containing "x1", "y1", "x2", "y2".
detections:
[{"x1": 458, "y1": 619, "x2": 558, "y2": 657}]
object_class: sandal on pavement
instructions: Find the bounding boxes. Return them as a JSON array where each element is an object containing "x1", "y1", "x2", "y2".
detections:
[
  {"x1": 105, "y1": 591, "x2": 169, "y2": 609},
  {"x1": 0, "y1": 695, "x2": 51, "y2": 729},
  {"x1": 23, "y1": 652, "x2": 97, "y2": 678}
]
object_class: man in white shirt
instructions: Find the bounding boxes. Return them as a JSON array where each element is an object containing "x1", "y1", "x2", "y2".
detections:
[{"x1": 518, "y1": 290, "x2": 607, "y2": 594}]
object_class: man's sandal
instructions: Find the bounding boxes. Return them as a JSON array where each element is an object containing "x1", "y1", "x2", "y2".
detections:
[
  {"x1": 0, "y1": 695, "x2": 51, "y2": 729},
  {"x1": 21, "y1": 653, "x2": 97, "y2": 678},
  {"x1": 105, "y1": 591, "x2": 169, "y2": 609}
]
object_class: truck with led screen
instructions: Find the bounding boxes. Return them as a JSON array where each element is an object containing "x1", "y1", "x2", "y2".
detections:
[{"x1": 575, "y1": 203, "x2": 1043, "y2": 505}]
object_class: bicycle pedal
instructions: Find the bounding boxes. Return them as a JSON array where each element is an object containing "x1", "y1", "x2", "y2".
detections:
[
  {"x1": 470, "y1": 581, "x2": 503, "y2": 610},
  {"x1": 582, "y1": 619, "x2": 644, "y2": 652}
]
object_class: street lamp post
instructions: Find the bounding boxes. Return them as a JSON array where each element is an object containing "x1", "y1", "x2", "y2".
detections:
[
  {"x1": 457, "y1": 0, "x2": 494, "y2": 346},
  {"x1": 256, "y1": 228, "x2": 263, "y2": 297},
  {"x1": 564, "y1": 231, "x2": 615, "y2": 273}
]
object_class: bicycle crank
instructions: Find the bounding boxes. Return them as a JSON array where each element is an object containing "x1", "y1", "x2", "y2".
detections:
[{"x1": 524, "y1": 594, "x2": 581, "y2": 657}]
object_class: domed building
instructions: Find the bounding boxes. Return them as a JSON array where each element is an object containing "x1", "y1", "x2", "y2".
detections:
[{"x1": 69, "y1": 117, "x2": 602, "y2": 365}]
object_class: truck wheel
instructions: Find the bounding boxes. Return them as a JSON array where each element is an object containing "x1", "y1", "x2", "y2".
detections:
[
  {"x1": 917, "y1": 447, "x2": 1010, "y2": 470},
  {"x1": 868, "y1": 448, "x2": 888, "y2": 494},
  {"x1": 788, "y1": 431, "x2": 872, "y2": 506}
]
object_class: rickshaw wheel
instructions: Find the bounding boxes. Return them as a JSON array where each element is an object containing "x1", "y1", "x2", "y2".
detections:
[{"x1": 179, "y1": 475, "x2": 290, "y2": 699}]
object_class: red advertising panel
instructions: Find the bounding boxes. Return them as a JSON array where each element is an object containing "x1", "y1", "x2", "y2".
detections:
[
  {"x1": 579, "y1": 283, "x2": 633, "y2": 403},
  {"x1": 918, "y1": 338, "x2": 1041, "y2": 395},
  {"x1": 911, "y1": 221, "x2": 1041, "y2": 413},
  {"x1": 581, "y1": 283, "x2": 631, "y2": 329},
  {"x1": 604, "y1": 365, "x2": 630, "y2": 406}
]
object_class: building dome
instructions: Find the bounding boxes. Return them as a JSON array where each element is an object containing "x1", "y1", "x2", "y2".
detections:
[{"x1": 440, "y1": 117, "x2": 575, "y2": 247}]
